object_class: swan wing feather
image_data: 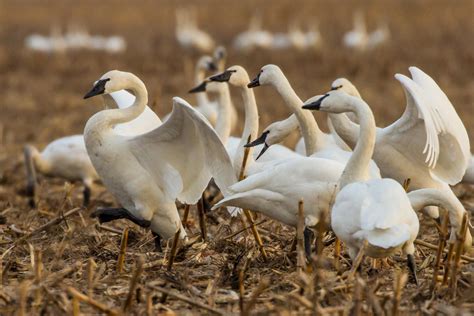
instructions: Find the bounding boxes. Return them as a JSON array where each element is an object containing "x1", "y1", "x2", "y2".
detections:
[{"x1": 128, "y1": 97, "x2": 236, "y2": 204}]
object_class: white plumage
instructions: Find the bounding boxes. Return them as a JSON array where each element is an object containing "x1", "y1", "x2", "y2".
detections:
[
  {"x1": 83, "y1": 70, "x2": 236, "y2": 242},
  {"x1": 329, "y1": 67, "x2": 470, "y2": 219},
  {"x1": 332, "y1": 179, "x2": 419, "y2": 259}
]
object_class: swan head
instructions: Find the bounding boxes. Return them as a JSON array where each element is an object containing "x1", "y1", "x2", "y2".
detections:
[
  {"x1": 247, "y1": 64, "x2": 282, "y2": 88},
  {"x1": 302, "y1": 91, "x2": 357, "y2": 114},
  {"x1": 84, "y1": 70, "x2": 144, "y2": 99},
  {"x1": 213, "y1": 46, "x2": 227, "y2": 71},
  {"x1": 331, "y1": 78, "x2": 361, "y2": 98},
  {"x1": 245, "y1": 119, "x2": 293, "y2": 159},
  {"x1": 188, "y1": 79, "x2": 226, "y2": 94},
  {"x1": 197, "y1": 55, "x2": 217, "y2": 72},
  {"x1": 210, "y1": 65, "x2": 250, "y2": 87}
]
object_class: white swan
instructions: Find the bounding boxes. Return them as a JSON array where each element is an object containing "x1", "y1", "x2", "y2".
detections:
[
  {"x1": 233, "y1": 14, "x2": 273, "y2": 52},
  {"x1": 304, "y1": 90, "x2": 471, "y2": 279},
  {"x1": 246, "y1": 65, "x2": 380, "y2": 178},
  {"x1": 83, "y1": 70, "x2": 236, "y2": 249},
  {"x1": 24, "y1": 135, "x2": 98, "y2": 208},
  {"x1": 190, "y1": 68, "x2": 299, "y2": 176},
  {"x1": 328, "y1": 68, "x2": 470, "y2": 219},
  {"x1": 303, "y1": 91, "x2": 419, "y2": 282},
  {"x1": 23, "y1": 89, "x2": 159, "y2": 208},
  {"x1": 207, "y1": 66, "x2": 301, "y2": 174},
  {"x1": 343, "y1": 11, "x2": 368, "y2": 51},
  {"x1": 462, "y1": 155, "x2": 474, "y2": 184},
  {"x1": 175, "y1": 8, "x2": 215, "y2": 53}
]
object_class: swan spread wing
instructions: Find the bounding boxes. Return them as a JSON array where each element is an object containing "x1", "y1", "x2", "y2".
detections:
[
  {"x1": 382, "y1": 69, "x2": 469, "y2": 184},
  {"x1": 408, "y1": 67, "x2": 470, "y2": 183},
  {"x1": 110, "y1": 90, "x2": 162, "y2": 135},
  {"x1": 128, "y1": 97, "x2": 236, "y2": 204}
]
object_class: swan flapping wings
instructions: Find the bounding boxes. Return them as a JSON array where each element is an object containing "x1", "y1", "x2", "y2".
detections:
[
  {"x1": 382, "y1": 67, "x2": 470, "y2": 185},
  {"x1": 128, "y1": 97, "x2": 237, "y2": 204}
]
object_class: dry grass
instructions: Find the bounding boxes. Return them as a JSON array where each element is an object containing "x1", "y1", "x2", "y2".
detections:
[{"x1": 1, "y1": 0, "x2": 474, "y2": 314}]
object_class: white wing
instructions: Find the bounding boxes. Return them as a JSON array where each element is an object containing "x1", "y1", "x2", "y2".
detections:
[
  {"x1": 127, "y1": 97, "x2": 236, "y2": 204},
  {"x1": 381, "y1": 69, "x2": 468, "y2": 185},
  {"x1": 109, "y1": 90, "x2": 162, "y2": 136},
  {"x1": 408, "y1": 67, "x2": 470, "y2": 183}
]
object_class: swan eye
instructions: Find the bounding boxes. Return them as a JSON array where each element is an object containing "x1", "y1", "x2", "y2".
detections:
[{"x1": 331, "y1": 85, "x2": 343, "y2": 91}]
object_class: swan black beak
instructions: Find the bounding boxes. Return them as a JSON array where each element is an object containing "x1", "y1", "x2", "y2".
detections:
[
  {"x1": 244, "y1": 131, "x2": 269, "y2": 160},
  {"x1": 189, "y1": 81, "x2": 208, "y2": 93},
  {"x1": 209, "y1": 70, "x2": 236, "y2": 82},
  {"x1": 84, "y1": 78, "x2": 110, "y2": 99},
  {"x1": 247, "y1": 73, "x2": 261, "y2": 88},
  {"x1": 407, "y1": 254, "x2": 418, "y2": 286},
  {"x1": 207, "y1": 61, "x2": 218, "y2": 72},
  {"x1": 302, "y1": 94, "x2": 329, "y2": 111}
]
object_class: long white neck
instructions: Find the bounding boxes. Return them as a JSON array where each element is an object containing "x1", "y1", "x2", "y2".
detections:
[
  {"x1": 338, "y1": 98, "x2": 376, "y2": 189},
  {"x1": 195, "y1": 67, "x2": 209, "y2": 106},
  {"x1": 328, "y1": 113, "x2": 360, "y2": 149},
  {"x1": 407, "y1": 189, "x2": 465, "y2": 236},
  {"x1": 97, "y1": 80, "x2": 148, "y2": 129},
  {"x1": 234, "y1": 85, "x2": 259, "y2": 172},
  {"x1": 214, "y1": 85, "x2": 232, "y2": 144},
  {"x1": 271, "y1": 74, "x2": 323, "y2": 155}
]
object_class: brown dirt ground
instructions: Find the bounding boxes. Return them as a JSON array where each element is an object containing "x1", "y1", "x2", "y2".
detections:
[{"x1": 0, "y1": 0, "x2": 473, "y2": 314}]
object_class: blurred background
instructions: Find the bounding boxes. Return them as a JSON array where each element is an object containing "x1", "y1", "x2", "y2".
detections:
[{"x1": 0, "y1": 0, "x2": 473, "y2": 152}]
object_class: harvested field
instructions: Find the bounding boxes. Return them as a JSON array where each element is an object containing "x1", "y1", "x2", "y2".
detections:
[{"x1": 0, "y1": 0, "x2": 473, "y2": 314}]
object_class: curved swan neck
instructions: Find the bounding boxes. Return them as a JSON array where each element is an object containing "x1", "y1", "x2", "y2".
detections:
[
  {"x1": 328, "y1": 113, "x2": 360, "y2": 149},
  {"x1": 101, "y1": 79, "x2": 148, "y2": 129},
  {"x1": 214, "y1": 85, "x2": 232, "y2": 144},
  {"x1": 271, "y1": 74, "x2": 322, "y2": 155},
  {"x1": 339, "y1": 98, "x2": 376, "y2": 188},
  {"x1": 407, "y1": 189, "x2": 464, "y2": 230},
  {"x1": 234, "y1": 85, "x2": 259, "y2": 169}
]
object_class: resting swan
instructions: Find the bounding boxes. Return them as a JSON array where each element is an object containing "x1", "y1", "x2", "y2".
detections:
[
  {"x1": 23, "y1": 89, "x2": 160, "y2": 208},
  {"x1": 328, "y1": 67, "x2": 470, "y2": 220},
  {"x1": 83, "y1": 70, "x2": 236, "y2": 249},
  {"x1": 246, "y1": 65, "x2": 380, "y2": 179},
  {"x1": 303, "y1": 91, "x2": 471, "y2": 284}
]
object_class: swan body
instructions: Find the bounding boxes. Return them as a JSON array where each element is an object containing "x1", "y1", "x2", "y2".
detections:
[
  {"x1": 24, "y1": 135, "x2": 98, "y2": 207},
  {"x1": 175, "y1": 8, "x2": 215, "y2": 52},
  {"x1": 343, "y1": 12, "x2": 368, "y2": 51},
  {"x1": 25, "y1": 25, "x2": 125, "y2": 53},
  {"x1": 214, "y1": 156, "x2": 343, "y2": 228},
  {"x1": 83, "y1": 70, "x2": 236, "y2": 241},
  {"x1": 22, "y1": 89, "x2": 158, "y2": 207},
  {"x1": 233, "y1": 15, "x2": 273, "y2": 52},
  {"x1": 329, "y1": 68, "x2": 470, "y2": 219},
  {"x1": 303, "y1": 91, "x2": 420, "y2": 281},
  {"x1": 332, "y1": 179, "x2": 419, "y2": 260}
]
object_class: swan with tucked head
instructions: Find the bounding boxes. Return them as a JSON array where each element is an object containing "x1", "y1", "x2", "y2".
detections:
[{"x1": 83, "y1": 70, "x2": 236, "y2": 250}]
